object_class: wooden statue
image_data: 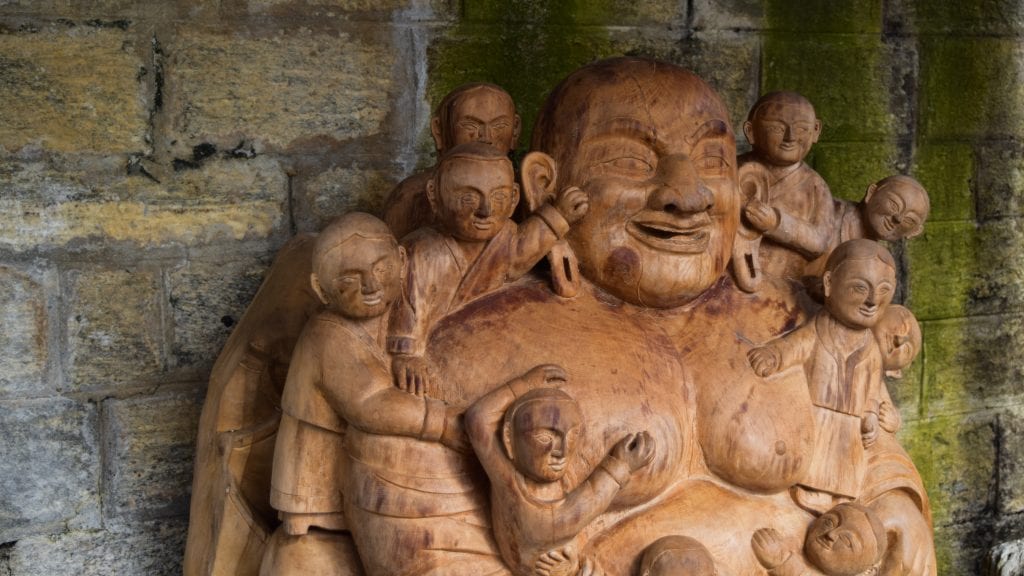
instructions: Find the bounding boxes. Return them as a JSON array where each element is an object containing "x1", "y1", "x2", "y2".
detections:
[
  {"x1": 739, "y1": 91, "x2": 834, "y2": 283},
  {"x1": 749, "y1": 239, "x2": 897, "y2": 514},
  {"x1": 184, "y1": 57, "x2": 937, "y2": 576},
  {"x1": 466, "y1": 364, "x2": 654, "y2": 576},
  {"x1": 383, "y1": 83, "x2": 521, "y2": 240},
  {"x1": 805, "y1": 175, "x2": 930, "y2": 282},
  {"x1": 388, "y1": 142, "x2": 588, "y2": 394},
  {"x1": 872, "y1": 303, "x2": 922, "y2": 380}
]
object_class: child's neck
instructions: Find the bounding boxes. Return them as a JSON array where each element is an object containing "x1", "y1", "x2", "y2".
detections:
[{"x1": 518, "y1": 473, "x2": 567, "y2": 503}]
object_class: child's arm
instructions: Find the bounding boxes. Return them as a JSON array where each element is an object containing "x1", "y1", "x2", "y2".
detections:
[
  {"x1": 752, "y1": 528, "x2": 820, "y2": 576},
  {"x1": 465, "y1": 365, "x2": 568, "y2": 479},
  {"x1": 508, "y1": 187, "x2": 589, "y2": 279},
  {"x1": 746, "y1": 178, "x2": 833, "y2": 258},
  {"x1": 748, "y1": 321, "x2": 817, "y2": 378},
  {"x1": 532, "y1": 432, "x2": 655, "y2": 547}
]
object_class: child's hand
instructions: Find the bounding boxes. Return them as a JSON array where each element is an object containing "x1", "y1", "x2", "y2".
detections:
[
  {"x1": 612, "y1": 431, "x2": 656, "y2": 472},
  {"x1": 861, "y1": 411, "x2": 879, "y2": 448},
  {"x1": 751, "y1": 527, "x2": 791, "y2": 569},
  {"x1": 556, "y1": 186, "x2": 589, "y2": 224},
  {"x1": 747, "y1": 346, "x2": 781, "y2": 377},
  {"x1": 878, "y1": 401, "x2": 902, "y2": 433},
  {"x1": 533, "y1": 546, "x2": 578, "y2": 576},
  {"x1": 744, "y1": 199, "x2": 780, "y2": 233},
  {"x1": 392, "y1": 355, "x2": 432, "y2": 397}
]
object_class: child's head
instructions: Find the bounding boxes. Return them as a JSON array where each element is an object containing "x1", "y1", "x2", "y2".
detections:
[
  {"x1": 862, "y1": 175, "x2": 929, "y2": 242},
  {"x1": 823, "y1": 239, "x2": 897, "y2": 330},
  {"x1": 640, "y1": 535, "x2": 717, "y2": 576},
  {"x1": 310, "y1": 212, "x2": 405, "y2": 319},
  {"x1": 427, "y1": 142, "x2": 520, "y2": 243},
  {"x1": 872, "y1": 304, "x2": 922, "y2": 372},
  {"x1": 501, "y1": 387, "x2": 582, "y2": 483},
  {"x1": 743, "y1": 91, "x2": 821, "y2": 168},
  {"x1": 431, "y1": 83, "x2": 520, "y2": 153},
  {"x1": 803, "y1": 503, "x2": 887, "y2": 576}
]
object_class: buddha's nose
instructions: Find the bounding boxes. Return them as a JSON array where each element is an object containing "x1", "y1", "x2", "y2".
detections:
[{"x1": 647, "y1": 154, "x2": 714, "y2": 215}]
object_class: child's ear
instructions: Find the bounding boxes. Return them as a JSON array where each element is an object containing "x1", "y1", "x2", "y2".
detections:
[
  {"x1": 811, "y1": 118, "x2": 822, "y2": 144},
  {"x1": 742, "y1": 120, "x2": 756, "y2": 146},
  {"x1": 512, "y1": 113, "x2": 522, "y2": 149},
  {"x1": 430, "y1": 117, "x2": 444, "y2": 152},
  {"x1": 822, "y1": 271, "x2": 832, "y2": 300},
  {"x1": 520, "y1": 151, "x2": 557, "y2": 212},
  {"x1": 310, "y1": 273, "x2": 329, "y2": 306},
  {"x1": 398, "y1": 246, "x2": 408, "y2": 278},
  {"x1": 863, "y1": 182, "x2": 879, "y2": 204},
  {"x1": 502, "y1": 421, "x2": 515, "y2": 461},
  {"x1": 510, "y1": 183, "x2": 521, "y2": 214},
  {"x1": 426, "y1": 177, "x2": 440, "y2": 216}
]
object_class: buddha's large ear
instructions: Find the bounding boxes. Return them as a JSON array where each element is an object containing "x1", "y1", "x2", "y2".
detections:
[
  {"x1": 520, "y1": 151, "x2": 558, "y2": 212},
  {"x1": 310, "y1": 273, "x2": 329, "y2": 306},
  {"x1": 501, "y1": 419, "x2": 515, "y2": 461}
]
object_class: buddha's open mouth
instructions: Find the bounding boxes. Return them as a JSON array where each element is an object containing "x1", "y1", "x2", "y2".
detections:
[{"x1": 628, "y1": 213, "x2": 712, "y2": 253}]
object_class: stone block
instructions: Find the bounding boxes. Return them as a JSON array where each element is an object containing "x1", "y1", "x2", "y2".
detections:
[
  {"x1": 64, "y1": 267, "x2": 164, "y2": 393},
  {"x1": 692, "y1": 0, "x2": 763, "y2": 31},
  {"x1": 889, "y1": 0, "x2": 1024, "y2": 36},
  {"x1": 240, "y1": 0, "x2": 457, "y2": 21},
  {"x1": 920, "y1": 315, "x2": 1024, "y2": 414},
  {"x1": 977, "y1": 141, "x2": 1024, "y2": 221},
  {"x1": 997, "y1": 405, "x2": 1024, "y2": 515},
  {"x1": 102, "y1": 388, "x2": 203, "y2": 522},
  {"x1": 168, "y1": 256, "x2": 269, "y2": 370},
  {"x1": 911, "y1": 142, "x2": 975, "y2": 222},
  {"x1": 0, "y1": 265, "x2": 52, "y2": 399},
  {"x1": 918, "y1": 37, "x2": 1024, "y2": 140},
  {"x1": 811, "y1": 141, "x2": 902, "y2": 202},
  {"x1": 899, "y1": 413, "x2": 997, "y2": 526},
  {"x1": 0, "y1": 397, "x2": 100, "y2": 542},
  {"x1": 933, "y1": 522, "x2": 992, "y2": 575},
  {"x1": 761, "y1": 34, "x2": 906, "y2": 141},
  {"x1": 461, "y1": 0, "x2": 685, "y2": 26},
  {"x1": 2, "y1": 517, "x2": 187, "y2": 576},
  {"x1": 163, "y1": 25, "x2": 404, "y2": 151},
  {"x1": 987, "y1": 538, "x2": 1024, "y2": 576},
  {"x1": 906, "y1": 220, "x2": 975, "y2": 320},
  {"x1": 670, "y1": 32, "x2": 760, "y2": 138},
  {"x1": 0, "y1": 157, "x2": 289, "y2": 252},
  {"x1": 764, "y1": 0, "x2": 883, "y2": 33},
  {"x1": 293, "y1": 161, "x2": 402, "y2": 233},
  {"x1": 0, "y1": 26, "x2": 148, "y2": 154}
]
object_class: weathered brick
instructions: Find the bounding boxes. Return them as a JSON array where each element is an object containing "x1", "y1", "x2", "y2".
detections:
[
  {"x1": 0, "y1": 397, "x2": 100, "y2": 541},
  {"x1": 765, "y1": 0, "x2": 883, "y2": 33},
  {"x1": 977, "y1": 141, "x2": 1024, "y2": 221},
  {"x1": 811, "y1": 142, "x2": 902, "y2": 202},
  {"x1": 0, "y1": 157, "x2": 289, "y2": 252},
  {"x1": 64, "y1": 267, "x2": 163, "y2": 393},
  {"x1": 462, "y1": 0, "x2": 685, "y2": 26},
  {"x1": 933, "y1": 522, "x2": 994, "y2": 575},
  {"x1": 294, "y1": 161, "x2": 402, "y2": 233},
  {"x1": 906, "y1": 220, "x2": 975, "y2": 320},
  {"x1": 692, "y1": 0, "x2": 764, "y2": 31},
  {"x1": 998, "y1": 406, "x2": 1024, "y2": 515},
  {"x1": 671, "y1": 32, "x2": 760, "y2": 139},
  {"x1": 762, "y1": 34, "x2": 905, "y2": 141},
  {"x1": 0, "y1": 26, "x2": 148, "y2": 154},
  {"x1": 241, "y1": 0, "x2": 458, "y2": 21},
  {"x1": 102, "y1": 388, "x2": 202, "y2": 522},
  {"x1": 2, "y1": 517, "x2": 187, "y2": 576},
  {"x1": 163, "y1": 26, "x2": 404, "y2": 151},
  {"x1": 912, "y1": 142, "x2": 975, "y2": 222},
  {"x1": 0, "y1": 265, "x2": 52, "y2": 398},
  {"x1": 900, "y1": 413, "x2": 997, "y2": 526},
  {"x1": 892, "y1": 0, "x2": 1024, "y2": 36},
  {"x1": 988, "y1": 537, "x2": 1024, "y2": 576},
  {"x1": 919, "y1": 315, "x2": 1024, "y2": 415},
  {"x1": 168, "y1": 256, "x2": 269, "y2": 370},
  {"x1": 918, "y1": 37, "x2": 1024, "y2": 140}
]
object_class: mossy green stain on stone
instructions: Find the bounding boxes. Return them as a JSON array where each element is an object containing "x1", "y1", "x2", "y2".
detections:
[
  {"x1": 811, "y1": 142, "x2": 901, "y2": 202},
  {"x1": 428, "y1": 0, "x2": 616, "y2": 152},
  {"x1": 911, "y1": 143, "x2": 975, "y2": 222},
  {"x1": 764, "y1": 0, "x2": 882, "y2": 33}
]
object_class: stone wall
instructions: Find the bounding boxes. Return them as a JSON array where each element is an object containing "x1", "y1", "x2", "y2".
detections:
[{"x1": 0, "y1": 0, "x2": 1020, "y2": 573}]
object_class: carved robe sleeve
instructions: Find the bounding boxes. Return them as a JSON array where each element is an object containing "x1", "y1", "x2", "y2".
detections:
[
  {"x1": 770, "y1": 319, "x2": 819, "y2": 373},
  {"x1": 765, "y1": 175, "x2": 834, "y2": 259}
]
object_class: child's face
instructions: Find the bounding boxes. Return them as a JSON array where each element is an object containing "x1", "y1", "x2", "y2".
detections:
[
  {"x1": 315, "y1": 238, "x2": 403, "y2": 319},
  {"x1": 824, "y1": 258, "x2": 896, "y2": 330},
  {"x1": 748, "y1": 99, "x2": 820, "y2": 167},
  {"x1": 873, "y1": 305, "x2": 922, "y2": 371},
  {"x1": 804, "y1": 505, "x2": 883, "y2": 576},
  {"x1": 865, "y1": 182, "x2": 927, "y2": 241},
  {"x1": 436, "y1": 157, "x2": 518, "y2": 242},
  {"x1": 511, "y1": 399, "x2": 582, "y2": 483},
  {"x1": 449, "y1": 89, "x2": 518, "y2": 152}
]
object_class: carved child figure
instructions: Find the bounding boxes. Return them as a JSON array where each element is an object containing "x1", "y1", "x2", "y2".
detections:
[
  {"x1": 872, "y1": 304, "x2": 922, "y2": 382},
  {"x1": 748, "y1": 239, "x2": 896, "y2": 513},
  {"x1": 806, "y1": 175, "x2": 930, "y2": 281},
  {"x1": 388, "y1": 142, "x2": 588, "y2": 392},
  {"x1": 465, "y1": 365, "x2": 655, "y2": 576},
  {"x1": 739, "y1": 91, "x2": 834, "y2": 282},
  {"x1": 639, "y1": 536, "x2": 718, "y2": 576},
  {"x1": 269, "y1": 212, "x2": 465, "y2": 539},
  {"x1": 752, "y1": 502, "x2": 888, "y2": 576}
]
